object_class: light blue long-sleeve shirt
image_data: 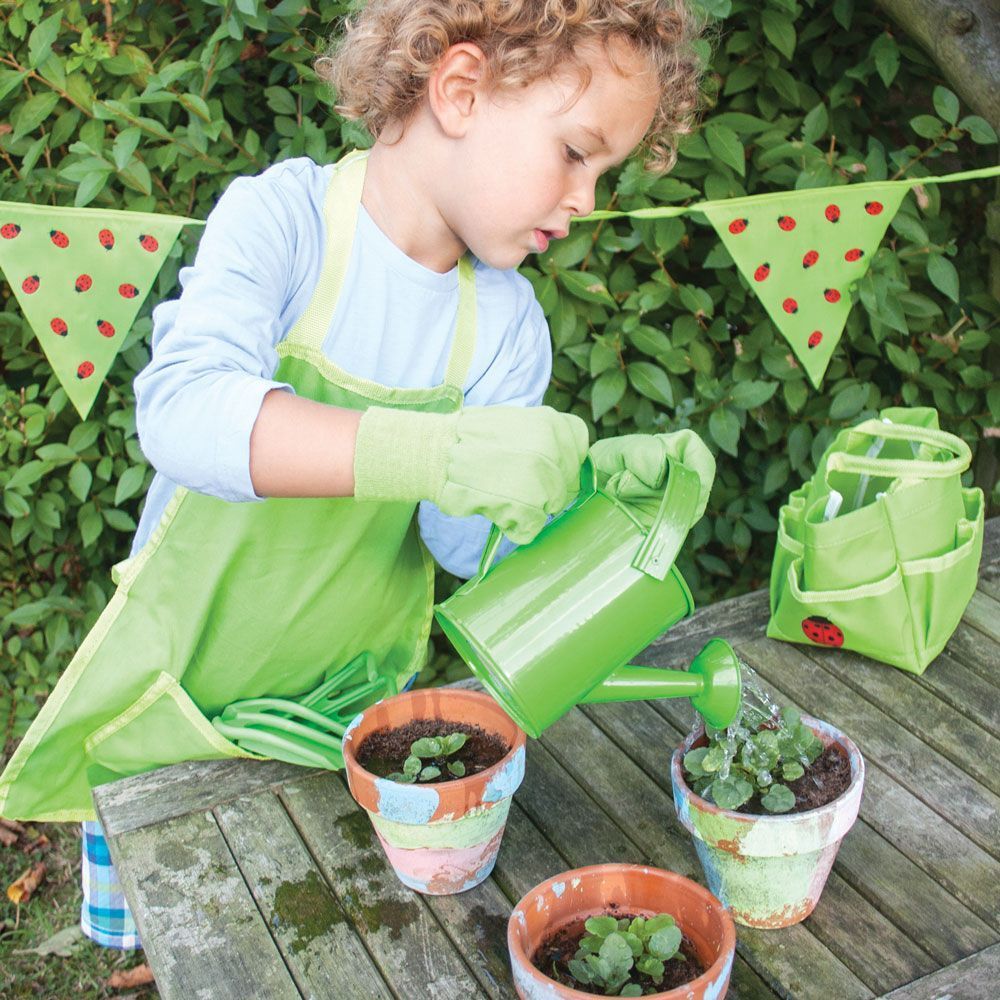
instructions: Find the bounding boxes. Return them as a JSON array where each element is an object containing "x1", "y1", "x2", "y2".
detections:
[{"x1": 131, "y1": 157, "x2": 552, "y2": 577}]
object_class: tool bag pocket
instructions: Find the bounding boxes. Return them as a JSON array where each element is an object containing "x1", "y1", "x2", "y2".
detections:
[
  {"x1": 769, "y1": 558, "x2": 917, "y2": 670},
  {"x1": 899, "y1": 487, "x2": 984, "y2": 667},
  {"x1": 84, "y1": 671, "x2": 266, "y2": 780}
]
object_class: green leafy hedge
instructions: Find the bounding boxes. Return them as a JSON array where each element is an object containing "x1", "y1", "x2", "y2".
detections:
[{"x1": 2, "y1": 0, "x2": 998, "y2": 746}]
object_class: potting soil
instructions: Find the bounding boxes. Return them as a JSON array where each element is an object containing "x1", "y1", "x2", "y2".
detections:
[
  {"x1": 356, "y1": 719, "x2": 509, "y2": 783},
  {"x1": 738, "y1": 741, "x2": 851, "y2": 815}
]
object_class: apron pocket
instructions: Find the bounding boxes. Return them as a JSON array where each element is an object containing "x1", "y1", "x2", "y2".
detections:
[
  {"x1": 84, "y1": 671, "x2": 266, "y2": 779},
  {"x1": 899, "y1": 488, "x2": 984, "y2": 669},
  {"x1": 769, "y1": 557, "x2": 917, "y2": 671}
]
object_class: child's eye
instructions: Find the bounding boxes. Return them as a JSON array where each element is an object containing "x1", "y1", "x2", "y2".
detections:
[{"x1": 565, "y1": 145, "x2": 587, "y2": 165}]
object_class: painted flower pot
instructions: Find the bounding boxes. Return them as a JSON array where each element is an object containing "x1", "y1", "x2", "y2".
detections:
[
  {"x1": 342, "y1": 688, "x2": 526, "y2": 895},
  {"x1": 507, "y1": 864, "x2": 736, "y2": 1000},
  {"x1": 671, "y1": 715, "x2": 865, "y2": 928}
]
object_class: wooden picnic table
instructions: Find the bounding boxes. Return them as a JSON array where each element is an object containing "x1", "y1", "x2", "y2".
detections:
[{"x1": 93, "y1": 517, "x2": 1000, "y2": 1000}]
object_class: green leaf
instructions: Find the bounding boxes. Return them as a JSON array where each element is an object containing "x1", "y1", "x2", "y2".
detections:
[
  {"x1": 885, "y1": 343, "x2": 920, "y2": 375},
  {"x1": 932, "y1": 86, "x2": 960, "y2": 125},
  {"x1": 704, "y1": 123, "x2": 745, "y2": 176},
  {"x1": 447, "y1": 760, "x2": 465, "y2": 777},
  {"x1": 683, "y1": 747, "x2": 710, "y2": 777},
  {"x1": 442, "y1": 732, "x2": 467, "y2": 754},
  {"x1": 591, "y1": 368, "x2": 627, "y2": 421},
  {"x1": 3, "y1": 491, "x2": 30, "y2": 519},
  {"x1": 411, "y1": 737, "x2": 443, "y2": 758},
  {"x1": 585, "y1": 916, "x2": 619, "y2": 938},
  {"x1": 403, "y1": 755, "x2": 421, "y2": 776},
  {"x1": 418, "y1": 766, "x2": 441, "y2": 781},
  {"x1": 560, "y1": 270, "x2": 616, "y2": 306},
  {"x1": 710, "y1": 775, "x2": 753, "y2": 809},
  {"x1": 27, "y1": 12, "x2": 62, "y2": 68},
  {"x1": 627, "y1": 362, "x2": 673, "y2": 406},
  {"x1": 114, "y1": 465, "x2": 146, "y2": 506},
  {"x1": 619, "y1": 985, "x2": 642, "y2": 998},
  {"x1": 910, "y1": 115, "x2": 945, "y2": 139},
  {"x1": 829, "y1": 384, "x2": 868, "y2": 421},
  {"x1": 567, "y1": 958, "x2": 593, "y2": 984},
  {"x1": 12, "y1": 92, "x2": 60, "y2": 140},
  {"x1": 871, "y1": 33, "x2": 900, "y2": 87},
  {"x1": 761, "y1": 783, "x2": 796, "y2": 813},
  {"x1": 648, "y1": 924, "x2": 682, "y2": 960},
  {"x1": 6, "y1": 460, "x2": 47, "y2": 492},
  {"x1": 264, "y1": 86, "x2": 296, "y2": 115},
  {"x1": 730, "y1": 380, "x2": 777, "y2": 409},
  {"x1": 708, "y1": 407, "x2": 740, "y2": 456},
  {"x1": 927, "y1": 254, "x2": 960, "y2": 303},
  {"x1": 103, "y1": 509, "x2": 137, "y2": 532},
  {"x1": 958, "y1": 115, "x2": 998, "y2": 144},
  {"x1": 801, "y1": 103, "x2": 828, "y2": 145},
  {"x1": 782, "y1": 761, "x2": 805, "y2": 781},
  {"x1": 75, "y1": 169, "x2": 111, "y2": 208},
  {"x1": 761, "y1": 10, "x2": 796, "y2": 59}
]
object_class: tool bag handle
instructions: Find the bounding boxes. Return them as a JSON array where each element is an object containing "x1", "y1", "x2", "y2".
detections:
[{"x1": 825, "y1": 419, "x2": 971, "y2": 482}]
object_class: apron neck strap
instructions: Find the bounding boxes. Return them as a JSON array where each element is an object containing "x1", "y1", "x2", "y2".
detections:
[{"x1": 284, "y1": 150, "x2": 477, "y2": 396}]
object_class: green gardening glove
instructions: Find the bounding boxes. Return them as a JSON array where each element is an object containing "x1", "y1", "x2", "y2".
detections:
[
  {"x1": 353, "y1": 405, "x2": 589, "y2": 544},
  {"x1": 588, "y1": 429, "x2": 715, "y2": 527}
]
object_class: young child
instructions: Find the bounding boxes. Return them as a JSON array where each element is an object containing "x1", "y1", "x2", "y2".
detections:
[{"x1": 0, "y1": 0, "x2": 714, "y2": 949}]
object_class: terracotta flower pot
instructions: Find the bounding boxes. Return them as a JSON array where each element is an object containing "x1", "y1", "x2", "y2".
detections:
[
  {"x1": 343, "y1": 688, "x2": 526, "y2": 895},
  {"x1": 507, "y1": 864, "x2": 736, "y2": 1000},
  {"x1": 671, "y1": 715, "x2": 865, "y2": 928}
]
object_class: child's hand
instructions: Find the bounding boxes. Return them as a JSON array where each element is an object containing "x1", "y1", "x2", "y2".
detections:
[
  {"x1": 589, "y1": 430, "x2": 715, "y2": 525},
  {"x1": 354, "y1": 405, "x2": 589, "y2": 544}
]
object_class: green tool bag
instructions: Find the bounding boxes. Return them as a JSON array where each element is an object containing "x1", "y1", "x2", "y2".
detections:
[{"x1": 768, "y1": 406, "x2": 984, "y2": 674}]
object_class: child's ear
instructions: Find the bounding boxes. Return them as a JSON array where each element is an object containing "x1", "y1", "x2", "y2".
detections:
[{"x1": 428, "y1": 43, "x2": 487, "y2": 138}]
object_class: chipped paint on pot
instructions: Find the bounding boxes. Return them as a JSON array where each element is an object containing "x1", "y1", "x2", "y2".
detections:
[
  {"x1": 343, "y1": 688, "x2": 526, "y2": 895},
  {"x1": 507, "y1": 864, "x2": 736, "y2": 1000},
  {"x1": 670, "y1": 715, "x2": 865, "y2": 928}
]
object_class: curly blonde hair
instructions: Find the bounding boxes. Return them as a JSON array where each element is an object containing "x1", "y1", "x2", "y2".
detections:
[{"x1": 316, "y1": 0, "x2": 705, "y2": 173}]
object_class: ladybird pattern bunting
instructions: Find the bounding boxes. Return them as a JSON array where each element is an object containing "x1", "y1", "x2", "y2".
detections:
[
  {"x1": 699, "y1": 183, "x2": 911, "y2": 388},
  {"x1": 0, "y1": 201, "x2": 200, "y2": 418}
]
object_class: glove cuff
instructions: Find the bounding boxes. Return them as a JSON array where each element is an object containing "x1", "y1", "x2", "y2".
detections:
[{"x1": 353, "y1": 407, "x2": 458, "y2": 503}]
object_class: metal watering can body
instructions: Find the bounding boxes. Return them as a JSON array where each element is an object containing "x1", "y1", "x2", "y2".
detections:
[{"x1": 435, "y1": 457, "x2": 742, "y2": 738}]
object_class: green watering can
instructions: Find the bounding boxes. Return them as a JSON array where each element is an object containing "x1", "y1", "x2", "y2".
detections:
[{"x1": 435, "y1": 457, "x2": 742, "y2": 739}]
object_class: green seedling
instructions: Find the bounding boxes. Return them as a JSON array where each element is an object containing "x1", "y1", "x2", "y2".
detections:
[
  {"x1": 561, "y1": 912, "x2": 683, "y2": 996},
  {"x1": 683, "y1": 705, "x2": 824, "y2": 813},
  {"x1": 387, "y1": 732, "x2": 468, "y2": 783}
]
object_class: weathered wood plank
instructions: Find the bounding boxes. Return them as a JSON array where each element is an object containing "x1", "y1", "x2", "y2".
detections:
[
  {"x1": 939, "y1": 619, "x2": 1000, "y2": 684},
  {"x1": 93, "y1": 758, "x2": 316, "y2": 837},
  {"x1": 979, "y1": 574, "x2": 1000, "y2": 602},
  {"x1": 520, "y1": 716, "x2": 872, "y2": 1000},
  {"x1": 584, "y1": 697, "x2": 997, "y2": 967},
  {"x1": 278, "y1": 771, "x2": 487, "y2": 999},
  {"x1": 962, "y1": 591, "x2": 1000, "y2": 643},
  {"x1": 213, "y1": 790, "x2": 392, "y2": 1000},
  {"x1": 881, "y1": 941, "x2": 1000, "y2": 1000},
  {"x1": 732, "y1": 642, "x2": 1000, "y2": 930},
  {"x1": 493, "y1": 742, "x2": 775, "y2": 1000},
  {"x1": 740, "y1": 637, "x2": 1000, "y2": 860},
  {"x1": 799, "y1": 643, "x2": 1000, "y2": 796},
  {"x1": 98, "y1": 807, "x2": 300, "y2": 1000},
  {"x1": 540, "y1": 705, "x2": 925, "y2": 998},
  {"x1": 914, "y1": 652, "x2": 1000, "y2": 740}
]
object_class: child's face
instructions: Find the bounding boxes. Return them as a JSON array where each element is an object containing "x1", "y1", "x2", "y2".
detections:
[{"x1": 441, "y1": 40, "x2": 659, "y2": 270}]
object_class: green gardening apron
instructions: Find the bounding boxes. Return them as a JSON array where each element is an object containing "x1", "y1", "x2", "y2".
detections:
[{"x1": 0, "y1": 150, "x2": 477, "y2": 821}]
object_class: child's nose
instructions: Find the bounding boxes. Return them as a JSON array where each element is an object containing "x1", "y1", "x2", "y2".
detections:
[{"x1": 564, "y1": 177, "x2": 596, "y2": 218}]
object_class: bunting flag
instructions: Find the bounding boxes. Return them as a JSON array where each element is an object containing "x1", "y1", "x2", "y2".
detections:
[
  {"x1": 0, "y1": 202, "x2": 202, "y2": 418},
  {"x1": 584, "y1": 164, "x2": 1000, "y2": 388}
]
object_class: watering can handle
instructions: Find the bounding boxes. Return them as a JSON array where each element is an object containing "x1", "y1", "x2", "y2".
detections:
[
  {"x1": 471, "y1": 457, "x2": 598, "y2": 585},
  {"x1": 630, "y1": 457, "x2": 701, "y2": 582}
]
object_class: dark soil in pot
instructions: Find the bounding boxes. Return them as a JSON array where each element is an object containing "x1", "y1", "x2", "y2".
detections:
[
  {"x1": 532, "y1": 909, "x2": 705, "y2": 996},
  {"x1": 356, "y1": 719, "x2": 509, "y2": 784}
]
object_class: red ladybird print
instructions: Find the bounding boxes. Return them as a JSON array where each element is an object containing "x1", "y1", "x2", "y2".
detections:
[
  {"x1": 139, "y1": 233, "x2": 159, "y2": 252},
  {"x1": 1, "y1": 223, "x2": 21, "y2": 239},
  {"x1": 777, "y1": 215, "x2": 796, "y2": 231},
  {"x1": 864, "y1": 201, "x2": 883, "y2": 216},
  {"x1": 21, "y1": 275, "x2": 39, "y2": 294},
  {"x1": 50, "y1": 318, "x2": 68, "y2": 337},
  {"x1": 77, "y1": 361, "x2": 95, "y2": 380},
  {"x1": 782, "y1": 297, "x2": 798, "y2": 314},
  {"x1": 825, "y1": 204, "x2": 841, "y2": 223},
  {"x1": 119, "y1": 283, "x2": 139, "y2": 299},
  {"x1": 801, "y1": 616, "x2": 844, "y2": 647},
  {"x1": 844, "y1": 248, "x2": 864, "y2": 262},
  {"x1": 754, "y1": 263, "x2": 770, "y2": 282},
  {"x1": 75, "y1": 274, "x2": 92, "y2": 293},
  {"x1": 96, "y1": 319, "x2": 115, "y2": 338},
  {"x1": 824, "y1": 288, "x2": 841, "y2": 303},
  {"x1": 50, "y1": 229, "x2": 69, "y2": 248},
  {"x1": 98, "y1": 228, "x2": 115, "y2": 250},
  {"x1": 802, "y1": 250, "x2": 819, "y2": 269},
  {"x1": 808, "y1": 330, "x2": 823, "y2": 349}
]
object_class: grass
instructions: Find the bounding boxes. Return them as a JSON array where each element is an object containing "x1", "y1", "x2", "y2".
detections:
[{"x1": 1, "y1": 821, "x2": 158, "y2": 999}]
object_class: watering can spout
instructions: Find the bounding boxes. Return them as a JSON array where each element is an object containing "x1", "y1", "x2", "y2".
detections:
[{"x1": 579, "y1": 638, "x2": 742, "y2": 730}]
